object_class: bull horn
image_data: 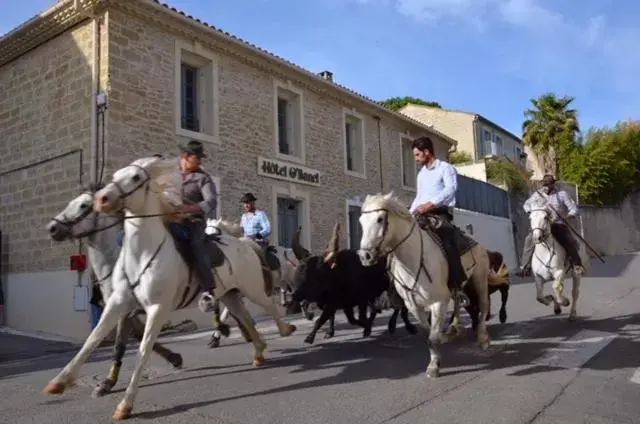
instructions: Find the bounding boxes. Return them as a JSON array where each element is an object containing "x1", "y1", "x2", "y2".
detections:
[
  {"x1": 323, "y1": 222, "x2": 340, "y2": 263},
  {"x1": 291, "y1": 227, "x2": 310, "y2": 260}
]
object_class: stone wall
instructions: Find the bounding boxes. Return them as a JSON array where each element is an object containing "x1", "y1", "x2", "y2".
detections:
[{"x1": 0, "y1": 21, "x2": 95, "y2": 273}]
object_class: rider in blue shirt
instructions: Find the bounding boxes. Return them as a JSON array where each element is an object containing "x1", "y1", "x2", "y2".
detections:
[{"x1": 240, "y1": 193, "x2": 272, "y2": 249}]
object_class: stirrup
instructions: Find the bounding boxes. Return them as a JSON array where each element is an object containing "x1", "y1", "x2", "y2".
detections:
[
  {"x1": 572, "y1": 265, "x2": 585, "y2": 276},
  {"x1": 198, "y1": 292, "x2": 217, "y2": 313}
]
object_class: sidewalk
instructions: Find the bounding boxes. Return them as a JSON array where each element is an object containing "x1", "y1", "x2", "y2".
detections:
[{"x1": 0, "y1": 332, "x2": 78, "y2": 364}]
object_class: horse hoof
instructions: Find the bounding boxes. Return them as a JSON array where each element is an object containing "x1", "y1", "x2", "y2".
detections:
[
  {"x1": 281, "y1": 324, "x2": 296, "y2": 337},
  {"x1": 554, "y1": 304, "x2": 562, "y2": 315},
  {"x1": 561, "y1": 298, "x2": 570, "y2": 307},
  {"x1": 387, "y1": 326, "x2": 396, "y2": 335},
  {"x1": 303, "y1": 336, "x2": 314, "y2": 345},
  {"x1": 499, "y1": 310, "x2": 507, "y2": 323},
  {"x1": 208, "y1": 337, "x2": 221, "y2": 349},
  {"x1": 168, "y1": 353, "x2": 183, "y2": 369},
  {"x1": 305, "y1": 312, "x2": 315, "y2": 321},
  {"x1": 43, "y1": 381, "x2": 66, "y2": 395},
  {"x1": 478, "y1": 339, "x2": 490, "y2": 351},
  {"x1": 426, "y1": 367, "x2": 440, "y2": 378},
  {"x1": 568, "y1": 312, "x2": 577, "y2": 322},
  {"x1": 112, "y1": 403, "x2": 133, "y2": 420},
  {"x1": 323, "y1": 332, "x2": 334, "y2": 339},
  {"x1": 363, "y1": 330, "x2": 372, "y2": 338},
  {"x1": 406, "y1": 325, "x2": 418, "y2": 335},
  {"x1": 218, "y1": 323, "x2": 231, "y2": 338},
  {"x1": 91, "y1": 383, "x2": 112, "y2": 399},
  {"x1": 252, "y1": 355, "x2": 265, "y2": 367}
]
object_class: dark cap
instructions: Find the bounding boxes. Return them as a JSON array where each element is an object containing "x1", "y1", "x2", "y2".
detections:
[
  {"x1": 179, "y1": 140, "x2": 207, "y2": 158},
  {"x1": 240, "y1": 192, "x2": 257, "y2": 203},
  {"x1": 541, "y1": 174, "x2": 556, "y2": 187}
]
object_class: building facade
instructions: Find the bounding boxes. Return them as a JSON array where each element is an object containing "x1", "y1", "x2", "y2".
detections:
[{"x1": 0, "y1": 0, "x2": 459, "y2": 339}]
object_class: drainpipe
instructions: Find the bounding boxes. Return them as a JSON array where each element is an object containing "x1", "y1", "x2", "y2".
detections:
[
  {"x1": 90, "y1": 15, "x2": 101, "y2": 185},
  {"x1": 373, "y1": 115, "x2": 383, "y2": 192}
]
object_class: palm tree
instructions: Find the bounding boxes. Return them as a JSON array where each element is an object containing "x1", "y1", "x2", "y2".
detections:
[{"x1": 522, "y1": 93, "x2": 580, "y2": 177}]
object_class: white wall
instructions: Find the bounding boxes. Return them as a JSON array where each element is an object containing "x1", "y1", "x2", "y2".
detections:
[
  {"x1": 455, "y1": 162, "x2": 487, "y2": 182},
  {"x1": 3, "y1": 270, "x2": 283, "y2": 342},
  {"x1": 454, "y1": 209, "x2": 517, "y2": 269}
]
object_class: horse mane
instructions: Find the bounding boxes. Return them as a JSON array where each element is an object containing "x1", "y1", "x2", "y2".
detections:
[
  {"x1": 361, "y1": 192, "x2": 413, "y2": 222},
  {"x1": 130, "y1": 156, "x2": 182, "y2": 224},
  {"x1": 208, "y1": 218, "x2": 244, "y2": 237}
]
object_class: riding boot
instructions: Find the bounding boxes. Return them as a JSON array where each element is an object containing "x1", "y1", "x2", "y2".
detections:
[
  {"x1": 434, "y1": 223, "x2": 469, "y2": 307},
  {"x1": 187, "y1": 220, "x2": 218, "y2": 313},
  {"x1": 551, "y1": 223, "x2": 584, "y2": 275},
  {"x1": 515, "y1": 232, "x2": 535, "y2": 277}
]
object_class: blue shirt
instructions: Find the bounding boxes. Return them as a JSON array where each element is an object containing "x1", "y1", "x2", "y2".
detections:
[
  {"x1": 240, "y1": 210, "x2": 272, "y2": 239},
  {"x1": 409, "y1": 159, "x2": 458, "y2": 213}
]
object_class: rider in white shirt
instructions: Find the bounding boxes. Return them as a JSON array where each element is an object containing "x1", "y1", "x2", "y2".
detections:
[
  {"x1": 239, "y1": 193, "x2": 272, "y2": 251},
  {"x1": 409, "y1": 136, "x2": 469, "y2": 306}
]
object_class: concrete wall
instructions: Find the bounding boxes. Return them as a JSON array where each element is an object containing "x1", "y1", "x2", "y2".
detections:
[
  {"x1": 455, "y1": 162, "x2": 487, "y2": 182},
  {"x1": 580, "y1": 191, "x2": 640, "y2": 256}
]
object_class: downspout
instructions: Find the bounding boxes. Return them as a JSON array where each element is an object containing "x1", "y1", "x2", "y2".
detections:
[
  {"x1": 373, "y1": 115, "x2": 384, "y2": 192},
  {"x1": 90, "y1": 15, "x2": 101, "y2": 185}
]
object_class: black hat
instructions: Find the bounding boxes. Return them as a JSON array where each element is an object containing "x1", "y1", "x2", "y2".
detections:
[
  {"x1": 541, "y1": 174, "x2": 556, "y2": 187},
  {"x1": 179, "y1": 140, "x2": 207, "y2": 158},
  {"x1": 240, "y1": 192, "x2": 257, "y2": 203}
]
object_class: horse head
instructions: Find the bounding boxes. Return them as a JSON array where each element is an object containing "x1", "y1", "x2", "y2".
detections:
[
  {"x1": 357, "y1": 192, "x2": 413, "y2": 266},
  {"x1": 93, "y1": 156, "x2": 180, "y2": 222},
  {"x1": 47, "y1": 186, "x2": 122, "y2": 243},
  {"x1": 528, "y1": 195, "x2": 557, "y2": 244}
]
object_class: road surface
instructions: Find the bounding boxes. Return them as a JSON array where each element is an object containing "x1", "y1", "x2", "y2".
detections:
[{"x1": 1, "y1": 253, "x2": 640, "y2": 424}]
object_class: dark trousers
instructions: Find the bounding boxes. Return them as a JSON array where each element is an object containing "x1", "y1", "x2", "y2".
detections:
[
  {"x1": 520, "y1": 223, "x2": 582, "y2": 268},
  {"x1": 183, "y1": 219, "x2": 216, "y2": 293},
  {"x1": 417, "y1": 206, "x2": 467, "y2": 290}
]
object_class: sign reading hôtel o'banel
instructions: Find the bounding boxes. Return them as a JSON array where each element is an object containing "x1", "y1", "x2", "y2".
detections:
[{"x1": 257, "y1": 156, "x2": 321, "y2": 187}]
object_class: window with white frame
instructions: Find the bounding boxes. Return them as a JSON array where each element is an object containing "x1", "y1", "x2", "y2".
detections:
[
  {"x1": 175, "y1": 40, "x2": 219, "y2": 144},
  {"x1": 401, "y1": 136, "x2": 418, "y2": 189},
  {"x1": 274, "y1": 81, "x2": 304, "y2": 161},
  {"x1": 346, "y1": 199, "x2": 363, "y2": 249},
  {"x1": 493, "y1": 135, "x2": 503, "y2": 156},
  {"x1": 343, "y1": 109, "x2": 365, "y2": 176},
  {"x1": 479, "y1": 128, "x2": 492, "y2": 158}
]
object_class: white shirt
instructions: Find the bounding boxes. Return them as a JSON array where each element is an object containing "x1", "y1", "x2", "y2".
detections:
[
  {"x1": 409, "y1": 159, "x2": 458, "y2": 213},
  {"x1": 523, "y1": 190, "x2": 578, "y2": 223}
]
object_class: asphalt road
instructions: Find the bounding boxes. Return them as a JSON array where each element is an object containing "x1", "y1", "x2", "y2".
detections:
[{"x1": 2, "y1": 253, "x2": 640, "y2": 424}]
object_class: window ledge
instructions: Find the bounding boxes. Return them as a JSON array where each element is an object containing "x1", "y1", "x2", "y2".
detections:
[
  {"x1": 176, "y1": 128, "x2": 220, "y2": 145},
  {"x1": 275, "y1": 152, "x2": 305, "y2": 165},
  {"x1": 345, "y1": 169, "x2": 367, "y2": 179}
]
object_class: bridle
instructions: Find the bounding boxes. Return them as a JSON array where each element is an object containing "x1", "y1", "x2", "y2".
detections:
[
  {"x1": 359, "y1": 207, "x2": 433, "y2": 293},
  {"x1": 528, "y1": 207, "x2": 553, "y2": 243}
]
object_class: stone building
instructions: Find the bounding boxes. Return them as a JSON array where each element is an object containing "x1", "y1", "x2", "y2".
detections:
[{"x1": 0, "y1": 0, "x2": 458, "y2": 339}]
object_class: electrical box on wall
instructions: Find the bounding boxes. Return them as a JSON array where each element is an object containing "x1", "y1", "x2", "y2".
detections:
[
  {"x1": 70, "y1": 254, "x2": 87, "y2": 271},
  {"x1": 73, "y1": 286, "x2": 89, "y2": 312}
]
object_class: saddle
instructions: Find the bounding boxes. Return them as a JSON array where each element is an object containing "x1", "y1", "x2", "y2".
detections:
[
  {"x1": 168, "y1": 223, "x2": 227, "y2": 270},
  {"x1": 415, "y1": 214, "x2": 478, "y2": 257},
  {"x1": 264, "y1": 245, "x2": 281, "y2": 270}
]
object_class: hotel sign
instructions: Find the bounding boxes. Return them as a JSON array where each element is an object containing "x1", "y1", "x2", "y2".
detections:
[{"x1": 257, "y1": 156, "x2": 321, "y2": 187}]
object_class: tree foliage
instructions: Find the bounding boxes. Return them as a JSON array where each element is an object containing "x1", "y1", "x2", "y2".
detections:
[
  {"x1": 561, "y1": 120, "x2": 640, "y2": 205},
  {"x1": 379, "y1": 96, "x2": 442, "y2": 111},
  {"x1": 449, "y1": 150, "x2": 473, "y2": 165},
  {"x1": 522, "y1": 93, "x2": 579, "y2": 176},
  {"x1": 486, "y1": 158, "x2": 530, "y2": 193}
]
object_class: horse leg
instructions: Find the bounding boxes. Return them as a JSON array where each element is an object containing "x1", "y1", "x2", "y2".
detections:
[
  {"x1": 220, "y1": 290, "x2": 267, "y2": 366},
  {"x1": 474, "y1": 274, "x2": 491, "y2": 351},
  {"x1": 92, "y1": 317, "x2": 130, "y2": 398},
  {"x1": 211, "y1": 300, "x2": 231, "y2": 337},
  {"x1": 498, "y1": 285, "x2": 509, "y2": 323},
  {"x1": 387, "y1": 308, "x2": 400, "y2": 335},
  {"x1": 362, "y1": 303, "x2": 377, "y2": 338},
  {"x1": 568, "y1": 274, "x2": 580, "y2": 321},
  {"x1": 305, "y1": 307, "x2": 334, "y2": 344},
  {"x1": 444, "y1": 294, "x2": 465, "y2": 340},
  {"x1": 534, "y1": 274, "x2": 556, "y2": 309},
  {"x1": 552, "y1": 271, "x2": 570, "y2": 312},
  {"x1": 129, "y1": 314, "x2": 182, "y2": 367},
  {"x1": 112, "y1": 303, "x2": 170, "y2": 420},
  {"x1": 44, "y1": 294, "x2": 130, "y2": 396},
  {"x1": 261, "y1": 297, "x2": 296, "y2": 338},
  {"x1": 323, "y1": 312, "x2": 335, "y2": 339},
  {"x1": 301, "y1": 300, "x2": 315, "y2": 320},
  {"x1": 400, "y1": 307, "x2": 418, "y2": 335},
  {"x1": 425, "y1": 301, "x2": 447, "y2": 378},
  {"x1": 486, "y1": 289, "x2": 493, "y2": 321}
]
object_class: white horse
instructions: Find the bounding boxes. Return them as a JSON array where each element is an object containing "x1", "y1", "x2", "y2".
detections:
[
  {"x1": 357, "y1": 193, "x2": 491, "y2": 378},
  {"x1": 46, "y1": 189, "x2": 185, "y2": 398},
  {"x1": 43, "y1": 157, "x2": 295, "y2": 420},
  {"x1": 528, "y1": 196, "x2": 589, "y2": 321}
]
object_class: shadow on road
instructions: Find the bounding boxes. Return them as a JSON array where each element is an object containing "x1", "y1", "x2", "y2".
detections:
[{"x1": 133, "y1": 309, "x2": 640, "y2": 420}]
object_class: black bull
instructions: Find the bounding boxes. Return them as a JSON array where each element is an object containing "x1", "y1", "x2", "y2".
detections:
[{"x1": 290, "y1": 248, "x2": 418, "y2": 344}]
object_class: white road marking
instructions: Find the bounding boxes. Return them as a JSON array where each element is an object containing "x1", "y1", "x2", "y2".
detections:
[{"x1": 531, "y1": 329, "x2": 616, "y2": 370}]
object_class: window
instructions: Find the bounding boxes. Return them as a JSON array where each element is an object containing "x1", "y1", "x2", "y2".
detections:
[
  {"x1": 343, "y1": 109, "x2": 365, "y2": 177},
  {"x1": 493, "y1": 135, "x2": 503, "y2": 156},
  {"x1": 174, "y1": 40, "x2": 219, "y2": 144},
  {"x1": 345, "y1": 198, "x2": 363, "y2": 249},
  {"x1": 401, "y1": 135, "x2": 418, "y2": 189},
  {"x1": 271, "y1": 185, "x2": 311, "y2": 250},
  {"x1": 478, "y1": 128, "x2": 492, "y2": 158},
  {"x1": 274, "y1": 80, "x2": 305, "y2": 163}
]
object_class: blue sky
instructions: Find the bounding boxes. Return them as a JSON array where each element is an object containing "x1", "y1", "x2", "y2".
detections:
[{"x1": 2, "y1": 0, "x2": 639, "y2": 136}]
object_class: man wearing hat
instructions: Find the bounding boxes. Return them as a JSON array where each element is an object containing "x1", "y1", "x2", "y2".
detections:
[
  {"x1": 239, "y1": 192, "x2": 272, "y2": 249},
  {"x1": 515, "y1": 174, "x2": 584, "y2": 277},
  {"x1": 173, "y1": 140, "x2": 220, "y2": 313}
]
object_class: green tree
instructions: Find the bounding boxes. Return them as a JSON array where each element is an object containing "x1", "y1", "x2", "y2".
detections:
[
  {"x1": 449, "y1": 150, "x2": 473, "y2": 165},
  {"x1": 561, "y1": 120, "x2": 640, "y2": 205},
  {"x1": 379, "y1": 96, "x2": 442, "y2": 111},
  {"x1": 522, "y1": 93, "x2": 580, "y2": 177},
  {"x1": 485, "y1": 158, "x2": 531, "y2": 193}
]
